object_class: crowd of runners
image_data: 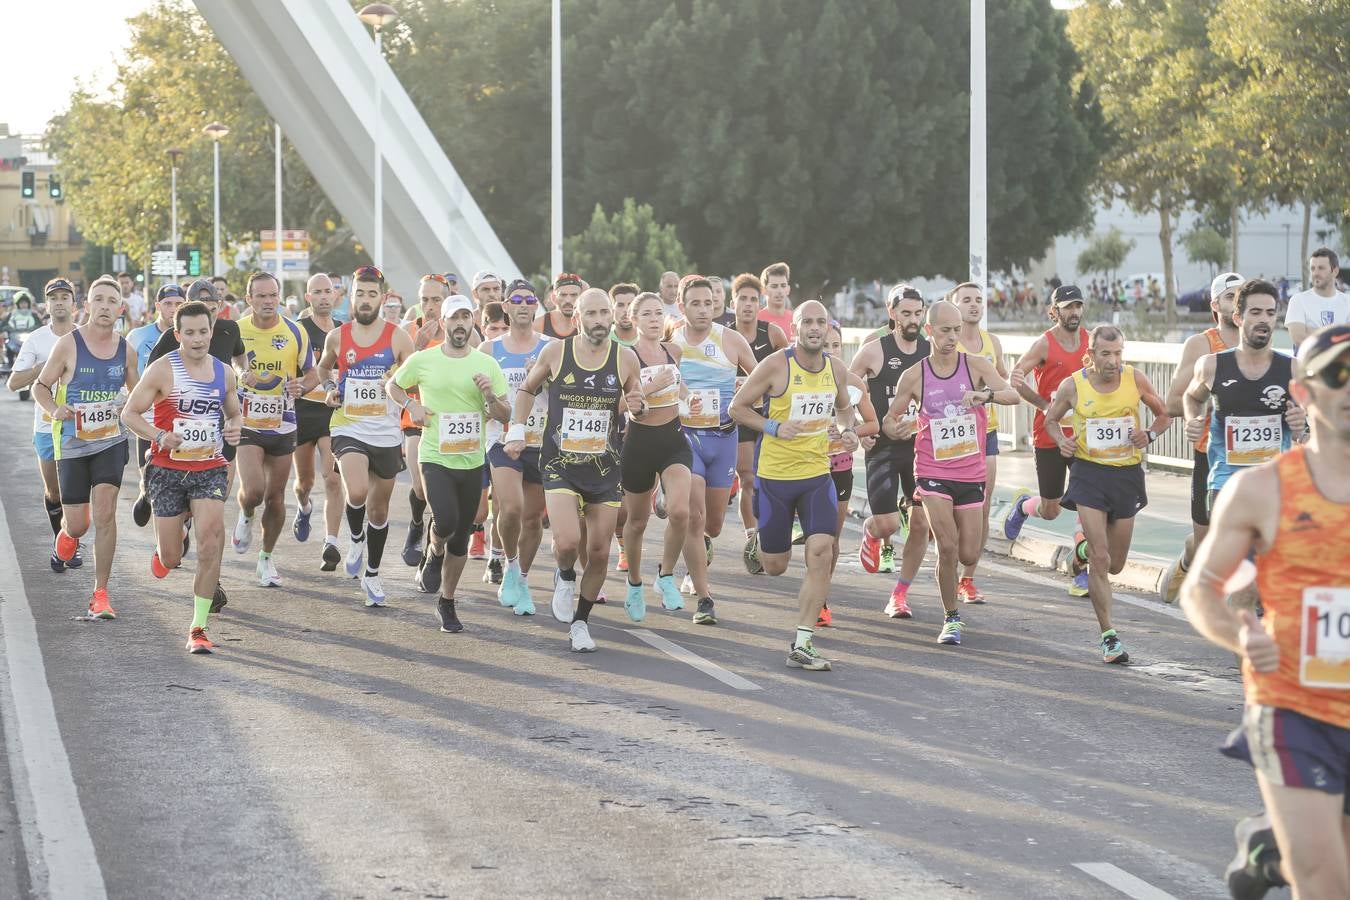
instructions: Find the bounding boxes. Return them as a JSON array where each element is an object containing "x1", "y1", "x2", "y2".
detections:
[{"x1": 7, "y1": 251, "x2": 1350, "y2": 897}]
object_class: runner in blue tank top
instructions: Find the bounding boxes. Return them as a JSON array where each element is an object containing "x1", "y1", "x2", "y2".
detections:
[{"x1": 33, "y1": 276, "x2": 139, "y2": 620}]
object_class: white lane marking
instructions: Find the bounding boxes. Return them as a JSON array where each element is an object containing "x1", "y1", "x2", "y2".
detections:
[
  {"x1": 0, "y1": 501, "x2": 107, "y2": 898},
  {"x1": 838, "y1": 518, "x2": 1186, "y2": 621},
  {"x1": 627, "y1": 629, "x2": 763, "y2": 691},
  {"x1": 1073, "y1": 862, "x2": 1178, "y2": 899}
]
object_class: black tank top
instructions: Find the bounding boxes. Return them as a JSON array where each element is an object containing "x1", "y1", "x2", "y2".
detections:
[
  {"x1": 298, "y1": 316, "x2": 335, "y2": 407},
  {"x1": 541, "y1": 337, "x2": 622, "y2": 485},
  {"x1": 748, "y1": 321, "x2": 775, "y2": 364},
  {"x1": 868, "y1": 331, "x2": 930, "y2": 449},
  {"x1": 542, "y1": 312, "x2": 576, "y2": 340},
  {"x1": 1212, "y1": 349, "x2": 1294, "y2": 427}
]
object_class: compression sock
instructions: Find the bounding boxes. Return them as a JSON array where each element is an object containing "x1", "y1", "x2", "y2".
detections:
[
  {"x1": 191, "y1": 594, "x2": 211, "y2": 630},
  {"x1": 408, "y1": 489, "x2": 427, "y2": 525},
  {"x1": 365, "y1": 521, "x2": 389, "y2": 573},
  {"x1": 346, "y1": 503, "x2": 366, "y2": 540},
  {"x1": 573, "y1": 596, "x2": 594, "y2": 623},
  {"x1": 44, "y1": 497, "x2": 63, "y2": 537}
]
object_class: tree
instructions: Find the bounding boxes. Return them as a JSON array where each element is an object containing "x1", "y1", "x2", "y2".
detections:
[
  {"x1": 1076, "y1": 227, "x2": 1135, "y2": 282},
  {"x1": 563, "y1": 199, "x2": 691, "y2": 291},
  {"x1": 1180, "y1": 225, "x2": 1229, "y2": 276}
]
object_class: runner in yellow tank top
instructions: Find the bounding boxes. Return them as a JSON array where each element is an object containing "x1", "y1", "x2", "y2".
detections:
[
  {"x1": 731, "y1": 300, "x2": 856, "y2": 673},
  {"x1": 952, "y1": 282, "x2": 1007, "y2": 605},
  {"x1": 1181, "y1": 324, "x2": 1350, "y2": 900}
]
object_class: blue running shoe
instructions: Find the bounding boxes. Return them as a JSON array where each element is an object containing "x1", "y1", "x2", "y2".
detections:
[
  {"x1": 937, "y1": 614, "x2": 964, "y2": 646},
  {"x1": 1101, "y1": 629, "x2": 1129, "y2": 664},
  {"x1": 625, "y1": 581, "x2": 646, "y2": 622},
  {"x1": 655, "y1": 572, "x2": 683, "y2": 611},
  {"x1": 344, "y1": 539, "x2": 364, "y2": 578},
  {"x1": 66, "y1": 542, "x2": 84, "y2": 569},
  {"x1": 50, "y1": 551, "x2": 66, "y2": 573},
  {"x1": 1069, "y1": 569, "x2": 1090, "y2": 597},
  {"x1": 292, "y1": 504, "x2": 312, "y2": 543},
  {"x1": 1003, "y1": 493, "x2": 1031, "y2": 541}
]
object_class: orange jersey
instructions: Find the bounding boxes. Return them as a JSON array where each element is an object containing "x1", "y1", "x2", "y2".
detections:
[
  {"x1": 1249, "y1": 446, "x2": 1350, "y2": 727},
  {"x1": 1195, "y1": 327, "x2": 1230, "y2": 455},
  {"x1": 399, "y1": 319, "x2": 442, "y2": 431}
]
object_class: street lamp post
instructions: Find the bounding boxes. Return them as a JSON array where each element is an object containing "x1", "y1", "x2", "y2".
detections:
[
  {"x1": 167, "y1": 147, "x2": 184, "y2": 282},
  {"x1": 203, "y1": 122, "x2": 230, "y2": 277},
  {"x1": 358, "y1": 3, "x2": 398, "y2": 267},
  {"x1": 551, "y1": 0, "x2": 562, "y2": 278},
  {"x1": 969, "y1": 0, "x2": 987, "y2": 327}
]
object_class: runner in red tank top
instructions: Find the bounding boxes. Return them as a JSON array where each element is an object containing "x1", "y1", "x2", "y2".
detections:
[
  {"x1": 1181, "y1": 324, "x2": 1350, "y2": 899},
  {"x1": 1159, "y1": 272, "x2": 1242, "y2": 603},
  {"x1": 1003, "y1": 285, "x2": 1091, "y2": 595}
]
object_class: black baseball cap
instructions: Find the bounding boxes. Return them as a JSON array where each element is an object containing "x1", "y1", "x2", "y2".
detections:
[
  {"x1": 156, "y1": 283, "x2": 186, "y2": 302},
  {"x1": 184, "y1": 278, "x2": 219, "y2": 303},
  {"x1": 1052, "y1": 284, "x2": 1085, "y2": 306},
  {"x1": 44, "y1": 277, "x2": 75, "y2": 296},
  {"x1": 504, "y1": 278, "x2": 535, "y2": 298},
  {"x1": 1297, "y1": 325, "x2": 1350, "y2": 379}
]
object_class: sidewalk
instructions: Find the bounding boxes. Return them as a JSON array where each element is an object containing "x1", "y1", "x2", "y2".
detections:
[{"x1": 846, "y1": 449, "x2": 1190, "y2": 598}]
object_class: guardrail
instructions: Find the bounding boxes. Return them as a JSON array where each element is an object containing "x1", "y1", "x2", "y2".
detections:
[{"x1": 840, "y1": 327, "x2": 1194, "y2": 473}]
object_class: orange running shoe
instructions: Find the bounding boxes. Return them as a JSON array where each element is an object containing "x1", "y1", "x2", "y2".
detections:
[
  {"x1": 468, "y1": 529, "x2": 487, "y2": 560},
  {"x1": 88, "y1": 588, "x2": 116, "y2": 620},
  {"x1": 55, "y1": 529, "x2": 79, "y2": 562},
  {"x1": 185, "y1": 628, "x2": 214, "y2": 654},
  {"x1": 150, "y1": 552, "x2": 170, "y2": 579},
  {"x1": 858, "y1": 528, "x2": 882, "y2": 573},
  {"x1": 958, "y1": 577, "x2": 986, "y2": 604},
  {"x1": 816, "y1": 605, "x2": 833, "y2": 627},
  {"x1": 615, "y1": 547, "x2": 629, "y2": 572}
]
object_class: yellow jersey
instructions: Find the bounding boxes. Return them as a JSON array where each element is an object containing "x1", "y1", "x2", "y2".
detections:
[
  {"x1": 237, "y1": 313, "x2": 312, "y2": 435},
  {"x1": 965, "y1": 328, "x2": 999, "y2": 432},
  {"x1": 1070, "y1": 365, "x2": 1142, "y2": 466},
  {"x1": 757, "y1": 350, "x2": 836, "y2": 481}
]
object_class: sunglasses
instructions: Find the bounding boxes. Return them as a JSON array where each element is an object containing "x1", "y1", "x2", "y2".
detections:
[
  {"x1": 421, "y1": 273, "x2": 450, "y2": 287},
  {"x1": 554, "y1": 273, "x2": 582, "y2": 287},
  {"x1": 508, "y1": 293, "x2": 539, "y2": 305},
  {"x1": 354, "y1": 265, "x2": 384, "y2": 281},
  {"x1": 1311, "y1": 359, "x2": 1350, "y2": 390}
]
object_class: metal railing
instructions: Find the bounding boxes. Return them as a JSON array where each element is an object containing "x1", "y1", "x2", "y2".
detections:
[{"x1": 840, "y1": 328, "x2": 1193, "y2": 473}]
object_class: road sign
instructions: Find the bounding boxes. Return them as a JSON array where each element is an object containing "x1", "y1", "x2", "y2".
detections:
[
  {"x1": 112, "y1": 253, "x2": 128, "y2": 272},
  {"x1": 258, "y1": 256, "x2": 311, "y2": 274},
  {"x1": 260, "y1": 229, "x2": 308, "y2": 242},
  {"x1": 260, "y1": 240, "x2": 310, "y2": 251},
  {"x1": 150, "y1": 250, "x2": 185, "y2": 277}
]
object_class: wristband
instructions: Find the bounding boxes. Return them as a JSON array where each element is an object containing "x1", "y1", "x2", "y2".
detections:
[
  {"x1": 322, "y1": 379, "x2": 337, "y2": 393},
  {"x1": 764, "y1": 419, "x2": 780, "y2": 438},
  {"x1": 505, "y1": 423, "x2": 526, "y2": 444},
  {"x1": 155, "y1": 428, "x2": 168, "y2": 444},
  {"x1": 1147, "y1": 430, "x2": 1158, "y2": 445}
]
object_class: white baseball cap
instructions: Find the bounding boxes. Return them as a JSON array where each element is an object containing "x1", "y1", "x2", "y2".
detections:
[
  {"x1": 1210, "y1": 272, "x2": 1244, "y2": 300},
  {"x1": 441, "y1": 295, "x2": 476, "y2": 319}
]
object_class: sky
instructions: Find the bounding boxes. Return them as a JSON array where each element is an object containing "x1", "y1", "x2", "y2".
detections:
[{"x1": 7, "y1": 0, "x2": 150, "y2": 135}]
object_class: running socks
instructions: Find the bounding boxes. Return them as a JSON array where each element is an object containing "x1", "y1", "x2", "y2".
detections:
[
  {"x1": 794, "y1": 626, "x2": 814, "y2": 649},
  {"x1": 365, "y1": 521, "x2": 389, "y2": 573},
  {"x1": 44, "y1": 497, "x2": 63, "y2": 537},
  {"x1": 1020, "y1": 496, "x2": 1041, "y2": 518},
  {"x1": 408, "y1": 489, "x2": 426, "y2": 525},
  {"x1": 346, "y1": 502, "x2": 366, "y2": 539},
  {"x1": 191, "y1": 594, "x2": 211, "y2": 630},
  {"x1": 1075, "y1": 539, "x2": 1089, "y2": 562},
  {"x1": 574, "y1": 596, "x2": 594, "y2": 623}
]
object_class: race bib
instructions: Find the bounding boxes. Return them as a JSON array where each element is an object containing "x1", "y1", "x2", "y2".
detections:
[
  {"x1": 524, "y1": 395, "x2": 548, "y2": 449},
  {"x1": 1085, "y1": 415, "x2": 1135, "y2": 461},
  {"x1": 74, "y1": 400, "x2": 120, "y2": 442},
  {"x1": 242, "y1": 391, "x2": 284, "y2": 431},
  {"x1": 682, "y1": 388, "x2": 721, "y2": 429},
  {"x1": 560, "y1": 407, "x2": 610, "y2": 455},
  {"x1": 343, "y1": 377, "x2": 388, "y2": 419},
  {"x1": 640, "y1": 365, "x2": 681, "y2": 408},
  {"x1": 931, "y1": 414, "x2": 979, "y2": 461},
  {"x1": 438, "y1": 411, "x2": 482, "y2": 456},
  {"x1": 40, "y1": 408, "x2": 54, "y2": 425},
  {"x1": 1300, "y1": 587, "x2": 1350, "y2": 688},
  {"x1": 301, "y1": 382, "x2": 329, "y2": 403},
  {"x1": 170, "y1": 418, "x2": 221, "y2": 462},
  {"x1": 1225, "y1": 414, "x2": 1281, "y2": 466},
  {"x1": 789, "y1": 391, "x2": 834, "y2": 436}
]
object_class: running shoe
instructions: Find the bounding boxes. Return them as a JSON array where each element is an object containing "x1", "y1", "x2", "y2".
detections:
[
  {"x1": 1003, "y1": 492, "x2": 1032, "y2": 541},
  {"x1": 786, "y1": 642, "x2": 831, "y2": 671},
  {"x1": 232, "y1": 515, "x2": 253, "y2": 554},
  {"x1": 402, "y1": 519, "x2": 425, "y2": 567},
  {"x1": 742, "y1": 531, "x2": 764, "y2": 575},
  {"x1": 816, "y1": 605, "x2": 833, "y2": 627},
  {"x1": 595, "y1": 588, "x2": 608, "y2": 605},
  {"x1": 896, "y1": 504, "x2": 911, "y2": 543},
  {"x1": 1100, "y1": 629, "x2": 1129, "y2": 664},
  {"x1": 791, "y1": 522, "x2": 805, "y2": 545},
  {"x1": 1160, "y1": 553, "x2": 1187, "y2": 605},
  {"x1": 361, "y1": 572, "x2": 387, "y2": 607},
  {"x1": 50, "y1": 551, "x2": 65, "y2": 573},
  {"x1": 257, "y1": 554, "x2": 282, "y2": 588},
  {"x1": 551, "y1": 570, "x2": 576, "y2": 623},
  {"x1": 54, "y1": 529, "x2": 78, "y2": 563},
  {"x1": 437, "y1": 597, "x2": 463, "y2": 633},
  {"x1": 692, "y1": 597, "x2": 717, "y2": 625},
  {"x1": 878, "y1": 542, "x2": 895, "y2": 574},
  {"x1": 185, "y1": 627, "x2": 214, "y2": 654},
  {"x1": 884, "y1": 582, "x2": 913, "y2": 619},
  {"x1": 512, "y1": 571, "x2": 536, "y2": 617},
  {"x1": 704, "y1": 534, "x2": 714, "y2": 567},
  {"x1": 497, "y1": 566, "x2": 517, "y2": 607},
  {"x1": 344, "y1": 539, "x2": 364, "y2": 579},
  {"x1": 655, "y1": 572, "x2": 684, "y2": 611},
  {"x1": 958, "y1": 577, "x2": 986, "y2": 604},
  {"x1": 66, "y1": 542, "x2": 84, "y2": 568},
  {"x1": 681, "y1": 574, "x2": 696, "y2": 595},
  {"x1": 181, "y1": 521, "x2": 191, "y2": 560},
  {"x1": 653, "y1": 487, "x2": 667, "y2": 520},
  {"x1": 88, "y1": 588, "x2": 115, "y2": 620},
  {"x1": 625, "y1": 581, "x2": 646, "y2": 623},
  {"x1": 1069, "y1": 568, "x2": 1090, "y2": 597},
  {"x1": 569, "y1": 620, "x2": 597, "y2": 652},
  {"x1": 937, "y1": 614, "x2": 963, "y2": 645},
  {"x1": 1225, "y1": 814, "x2": 1284, "y2": 900},
  {"x1": 417, "y1": 550, "x2": 444, "y2": 595},
  {"x1": 151, "y1": 551, "x2": 170, "y2": 579},
  {"x1": 468, "y1": 529, "x2": 487, "y2": 560},
  {"x1": 132, "y1": 493, "x2": 152, "y2": 528},
  {"x1": 859, "y1": 528, "x2": 883, "y2": 573},
  {"x1": 321, "y1": 540, "x2": 341, "y2": 572},
  {"x1": 292, "y1": 504, "x2": 312, "y2": 543},
  {"x1": 615, "y1": 547, "x2": 628, "y2": 572},
  {"x1": 483, "y1": 557, "x2": 503, "y2": 585},
  {"x1": 210, "y1": 582, "x2": 228, "y2": 613},
  {"x1": 729, "y1": 473, "x2": 739, "y2": 506}
]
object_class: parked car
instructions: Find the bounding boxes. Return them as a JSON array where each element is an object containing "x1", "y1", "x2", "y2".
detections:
[{"x1": 1177, "y1": 285, "x2": 1211, "y2": 314}]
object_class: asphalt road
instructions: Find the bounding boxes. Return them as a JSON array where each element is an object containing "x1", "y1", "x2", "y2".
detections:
[{"x1": 0, "y1": 394, "x2": 1280, "y2": 899}]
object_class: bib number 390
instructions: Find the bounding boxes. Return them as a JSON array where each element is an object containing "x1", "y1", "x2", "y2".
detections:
[
  {"x1": 1301, "y1": 587, "x2": 1350, "y2": 689},
  {"x1": 170, "y1": 418, "x2": 221, "y2": 462}
]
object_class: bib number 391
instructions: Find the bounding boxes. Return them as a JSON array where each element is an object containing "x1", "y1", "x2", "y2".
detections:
[
  {"x1": 1301, "y1": 587, "x2": 1350, "y2": 689},
  {"x1": 1085, "y1": 415, "x2": 1135, "y2": 461}
]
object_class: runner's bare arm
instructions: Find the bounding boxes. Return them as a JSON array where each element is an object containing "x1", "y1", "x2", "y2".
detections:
[
  {"x1": 847, "y1": 339, "x2": 881, "y2": 381},
  {"x1": 123, "y1": 340, "x2": 140, "y2": 393},
  {"x1": 1132, "y1": 369, "x2": 1172, "y2": 447},
  {"x1": 829, "y1": 357, "x2": 857, "y2": 435},
  {"x1": 1182, "y1": 354, "x2": 1217, "y2": 442},
  {"x1": 729, "y1": 352, "x2": 786, "y2": 433},
  {"x1": 1043, "y1": 377, "x2": 1078, "y2": 457},
  {"x1": 32, "y1": 334, "x2": 75, "y2": 420},
  {"x1": 618, "y1": 346, "x2": 646, "y2": 419},
  {"x1": 389, "y1": 326, "x2": 414, "y2": 368},
  {"x1": 1009, "y1": 336, "x2": 1048, "y2": 406},
  {"x1": 849, "y1": 372, "x2": 880, "y2": 438},
  {"x1": 509, "y1": 340, "x2": 560, "y2": 426},
  {"x1": 120, "y1": 358, "x2": 171, "y2": 442},
  {"x1": 966, "y1": 354, "x2": 1019, "y2": 405},
  {"x1": 1180, "y1": 465, "x2": 1280, "y2": 667},
  {"x1": 723, "y1": 328, "x2": 758, "y2": 375},
  {"x1": 988, "y1": 332, "x2": 1008, "y2": 379},
  {"x1": 316, "y1": 329, "x2": 342, "y2": 406},
  {"x1": 1166, "y1": 333, "x2": 1208, "y2": 418},
  {"x1": 222, "y1": 369, "x2": 242, "y2": 445},
  {"x1": 767, "y1": 323, "x2": 788, "y2": 351}
]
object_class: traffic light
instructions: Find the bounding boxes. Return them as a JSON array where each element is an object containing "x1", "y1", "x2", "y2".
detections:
[
  {"x1": 187, "y1": 248, "x2": 201, "y2": 277},
  {"x1": 20, "y1": 171, "x2": 35, "y2": 199},
  {"x1": 48, "y1": 174, "x2": 62, "y2": 200}
]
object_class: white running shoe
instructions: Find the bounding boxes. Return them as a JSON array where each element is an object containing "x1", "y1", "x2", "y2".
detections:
[
  {"x1": 361, "y1": 572, "x2": 386, "y2": 607},
  {"x1": 344, "y1": 539, "x2": 365, "y2": 579},
  {"x1": 232, "y1": 515, "x2": 253, "y2": 554},
  {"x1": 551, "y1": 570, "x2": 576, "y2": 623},
  {"x1": 681, "y1": 574, "x2": 695, "y2": 595},
  {"x1": 256, "y1": 553, "x2": 282, "y2": 587},
  {"x1": 569, "y1": 620, "x2": 596, "y2": 652}
]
